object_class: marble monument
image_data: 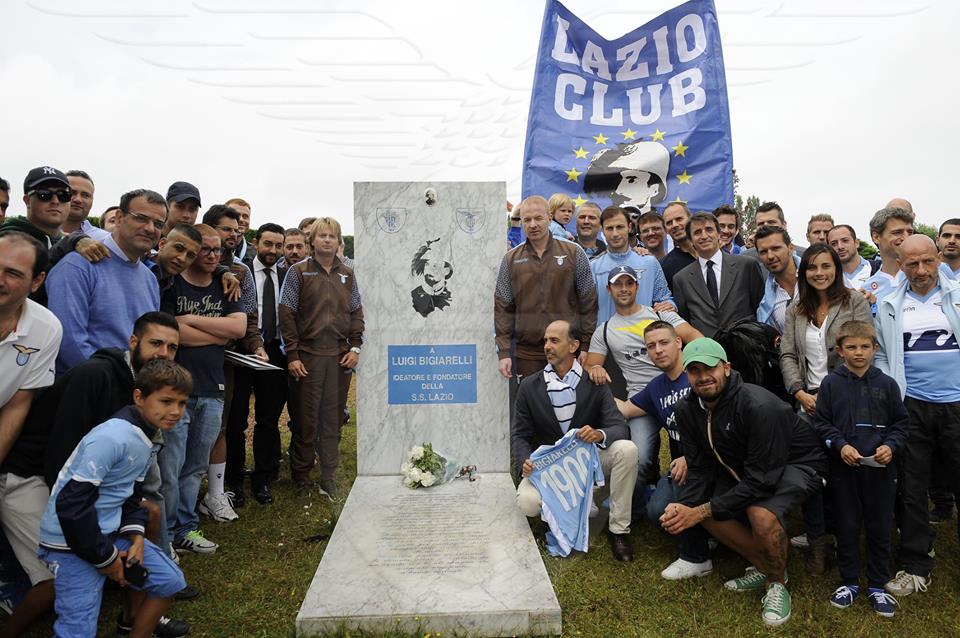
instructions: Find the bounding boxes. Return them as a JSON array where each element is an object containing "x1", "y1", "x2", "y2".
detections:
[{"x1": 295, "y1": 182, "x2": 562, "y2": 637}]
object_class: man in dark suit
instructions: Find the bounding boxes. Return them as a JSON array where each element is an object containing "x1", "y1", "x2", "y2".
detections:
[
  {"x1": 225, "y1": 223, "x2": 288, "y2": 506},
  {"x1": 673, "y1": 212, "x2": 765, "y2": 338},
  {"x1": 512, "y1": 320, "x2": 639, "y2": 561}
]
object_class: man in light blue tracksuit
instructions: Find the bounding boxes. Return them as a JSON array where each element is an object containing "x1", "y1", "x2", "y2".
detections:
[
  {"x1": 874, "y1": 235, "x2": 960, "y2": 598},
  {"x1": 590, "y1": 207, "x2": 674, "y2": 324}
]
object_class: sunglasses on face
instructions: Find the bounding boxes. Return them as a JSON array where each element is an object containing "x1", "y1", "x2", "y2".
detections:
[
  {"x1": 29, "y1": 189, "x2": 72, "y2": 203},
  {"x1": 199, "y1": 246, "x2": 225, "y2": 256},
  {"x1": 126, "y1": 211, "x2": 165, "y2": 231}
]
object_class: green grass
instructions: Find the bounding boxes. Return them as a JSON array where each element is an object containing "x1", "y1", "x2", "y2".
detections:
[{"x1": 12, "y1": 395, "x2": 960, "y2": 637}]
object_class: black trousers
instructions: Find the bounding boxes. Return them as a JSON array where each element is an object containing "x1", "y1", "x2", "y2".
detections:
[
  {"x1": 898, "y1": 397, "x2": 960, "y2": 577},
  {"x1": 831, "y1": 458, "x2": 897, "y2": 587},
  {"x1": 225, "y1": 341, "x2": 287, "y2": 489}
]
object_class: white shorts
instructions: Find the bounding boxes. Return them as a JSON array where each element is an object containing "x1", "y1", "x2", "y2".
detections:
[{"x1": 0, "y1": 473, "x2": 54, "y2": 585}]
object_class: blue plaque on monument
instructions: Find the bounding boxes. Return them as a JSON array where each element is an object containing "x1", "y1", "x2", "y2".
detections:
[{"x1": 387, "y1": 344, "x2": 477, "y2": 405}]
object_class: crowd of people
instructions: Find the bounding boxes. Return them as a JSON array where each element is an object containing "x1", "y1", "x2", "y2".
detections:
[
  {"x1": 0, "y1": 164, "x2": 958, "y2": 634},
  {"x1": 501, "y1": 193, "x2": 960, "y2": 627},
  {"x1": 0, "y1": 166, "x2": 360, "y2": 637}
]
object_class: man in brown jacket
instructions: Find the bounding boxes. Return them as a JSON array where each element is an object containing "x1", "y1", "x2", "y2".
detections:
[
  {"x1": 279, "y1": 217, "x2": 363, "y2": 498},
  {"x1": 495, "y1": 195, "x2": 597, "y2": 379}
]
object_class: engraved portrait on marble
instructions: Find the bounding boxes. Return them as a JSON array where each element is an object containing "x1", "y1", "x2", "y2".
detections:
[{"x1": 410, "y1": 238, "x2": 453, "y2": 318}]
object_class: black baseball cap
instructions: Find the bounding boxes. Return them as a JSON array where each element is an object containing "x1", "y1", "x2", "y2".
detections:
[
  {"x1": 607, "y1": 265, "x2": 638, "y2": 285},
  {"x1": 23, "y1": 166, "x2": 69, "y2": 192},
  {"x1": 166, "y1": 181, "x2": 201, "y2": 206}
]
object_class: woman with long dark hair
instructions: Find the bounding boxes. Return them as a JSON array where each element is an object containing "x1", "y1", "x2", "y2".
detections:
[
  {"x1": 781, "y1": 243, "x2": 872, "y2": 415},
  {"x1": 780, "y1": 243, "x2": 872, "y2": 574}
]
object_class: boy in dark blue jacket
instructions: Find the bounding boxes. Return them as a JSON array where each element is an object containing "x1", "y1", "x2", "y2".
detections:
[
  {"x1": 37, "y1": 360, "x2": 191, "y2": 638},
  {"x1": 813, "y1": 320, "x2": 908, "y2": 617}
]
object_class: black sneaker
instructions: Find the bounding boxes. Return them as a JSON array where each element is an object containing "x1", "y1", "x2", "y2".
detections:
[
  {"x1": 117, "y1": 613, "x2": 191, "y2": 637},
  {"x1": 930, "y1": 504, "x2": 954, "y2": 524},
  {"x1": 227, "y1": 484, "x2": 246, "y2": 508},
  {"x1": 174, "y1": 584, "x2": 201, "y2": 601}
]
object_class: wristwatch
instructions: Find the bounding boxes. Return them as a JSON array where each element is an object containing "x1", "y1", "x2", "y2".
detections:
[{"x1": 349, "y1": 346, "x2": 361, "y2": 354}]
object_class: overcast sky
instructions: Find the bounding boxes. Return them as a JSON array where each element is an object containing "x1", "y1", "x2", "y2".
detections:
[{"x1": 4, "y1": 0, "x2": 955, "y2": 239}]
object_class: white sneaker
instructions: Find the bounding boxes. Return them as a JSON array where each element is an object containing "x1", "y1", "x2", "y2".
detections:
[
  {"x1": 661, "y1": 557, "x2": 713, "y2": 580},
  {"x1": 168, "y1": 543, "x2": 180, "y2": 565},
  {"x1": 884, "y1": 570, "x2": 930, "y2": 597},
  {"x1": 199, "y1": 492, "x2": 239, "y2": 522},
  {"x1": 789, "y1": 533, "x2": 809, "y2": 548}
]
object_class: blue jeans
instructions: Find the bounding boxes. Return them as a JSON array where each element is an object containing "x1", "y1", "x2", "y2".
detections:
[
  {"x1": 38, "y1": 538, "x2": 185, "y2": 638},
  {"x1": 645, "y1": 472, "x2": 711, "y2": 563},
  {"x1": 157, "y1": 395, "x2": 224, "y2": 543},
  {"x1": 627, "y1": 415, "x2": 661, "y2": 485}
]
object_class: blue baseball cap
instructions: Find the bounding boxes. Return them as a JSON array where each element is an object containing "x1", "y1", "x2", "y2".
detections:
[{"x1": 607, "y1": 265, "x2": 638, "y2": 285}]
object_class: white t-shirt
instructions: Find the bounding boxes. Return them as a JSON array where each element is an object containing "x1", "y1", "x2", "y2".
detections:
[
  {"x1": 803, "y1": 320, "x2": 829, "y2": 390},
  {"x1": 589, "y1": 307, "x2": 687, "y2": 396},
  {"x1": 0, "y1": 299, "x2": 63, "y2": 406}
]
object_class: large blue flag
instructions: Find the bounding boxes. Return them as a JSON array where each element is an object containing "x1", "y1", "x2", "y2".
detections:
[{"x1": 522, "y1": 0, "x2": 733, "y2": 219}]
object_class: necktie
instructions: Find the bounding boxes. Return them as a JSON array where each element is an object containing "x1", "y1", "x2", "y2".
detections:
[
  {"x1": 705, "y1": 260, "x2": 719, "y2": 306},
  {"x1": 262, "y1": 269, "x2": 277, "y2": 343}
]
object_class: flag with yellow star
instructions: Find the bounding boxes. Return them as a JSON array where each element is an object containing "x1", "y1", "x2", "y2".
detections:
[{"x1": 521, "y1": 0, "x2": 733, "y2": 233}]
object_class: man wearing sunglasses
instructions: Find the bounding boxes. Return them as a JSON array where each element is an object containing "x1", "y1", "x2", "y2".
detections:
[
  {"x1": 0, "y1": 167, "x2": 71, "y2": 249},
  {"x1": 46, "y1": 189, "x2": 167, "y2": 374}
]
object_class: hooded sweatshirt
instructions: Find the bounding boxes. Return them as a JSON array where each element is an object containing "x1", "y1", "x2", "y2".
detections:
[
  {"x1": 812, "y1": 364, "x2": 909, "y2": 458},
  {"x1": 32, "y1": 348, "x2": 135, "y2": 486},
  {"x1": 675, "y1": 371, "x2": 826, "y2": 520}
]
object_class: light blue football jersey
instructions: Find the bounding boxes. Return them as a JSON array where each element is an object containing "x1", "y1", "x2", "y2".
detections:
[{"x1": 529, "y1": 429, "x2": 604, "y2": 557}]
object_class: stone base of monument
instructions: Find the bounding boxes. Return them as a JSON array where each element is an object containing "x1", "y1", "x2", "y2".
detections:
[{"x1": 296, "y1": 473, "x2": 562, "y2": 637}]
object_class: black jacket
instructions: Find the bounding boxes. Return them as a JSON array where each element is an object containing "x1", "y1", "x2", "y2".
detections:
[
  {"x1": 812, "y1": 365, "x2": 909, "y2": 458},
  {"x1": 676, "y1": 371, "x2": 826, "y2": 520},
  {"x1": 38, "y1": 348, "x2": 135, "y2": 486},
  {"x1": 511, "y1": 366, "x2": 629, "y2": 473}
]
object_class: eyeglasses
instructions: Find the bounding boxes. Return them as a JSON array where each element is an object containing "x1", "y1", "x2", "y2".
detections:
[
  {"x1": 215, "y1": 225, "x2": 242, "y2": 236},
  {"x1": 126, "y1": 211, "x2": 165, "y2": 231},
  {"x1": 29, "y1": 189, "x2": 72, "y2": 203},
  {"x1": 199, "y1": 246, "x2": 225, "y2": 256}
]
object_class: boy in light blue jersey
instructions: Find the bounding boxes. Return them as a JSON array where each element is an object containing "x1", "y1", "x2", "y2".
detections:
[{"x1": 38, "y1": 360, "x2": 191, "y2": 638}]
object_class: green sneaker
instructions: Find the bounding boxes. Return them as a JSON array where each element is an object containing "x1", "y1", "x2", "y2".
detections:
[
  {"x1": 724, "y1": 566, "x2": 789, "y2": 592},
  {"x1": 724, "y1": 566, "x2": 766, "y2": 592},
  {"x1": 761, "y1": 582, "x2": 791, "y2": 627}
]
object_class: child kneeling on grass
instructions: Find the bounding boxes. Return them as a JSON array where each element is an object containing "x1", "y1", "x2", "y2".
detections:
[
  {"x1": 37, "y1": 360, "x2": 192, "y2": 638},
  {"x1": 812, "y1": 320, "x2": 909, "y2": 617}
]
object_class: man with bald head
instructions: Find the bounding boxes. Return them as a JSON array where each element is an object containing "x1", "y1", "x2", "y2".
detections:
[
  {"x1": 513, "y1": 319, "x2": 638, "y2": 562},
  {"x1": 875, "y1": 234, "x2": 960, "y2": 596},
  {"x1": 495, "y1": 195, "x2": 597, "y2": 379},
  {"x1": 886, "y1": 198, "x2": 913, "y2": 214}
]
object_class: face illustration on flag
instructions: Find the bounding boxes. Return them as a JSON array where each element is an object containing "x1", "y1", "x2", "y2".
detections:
[{"x1": 522, "y1": 0, "x2": 733, "y2": 226}]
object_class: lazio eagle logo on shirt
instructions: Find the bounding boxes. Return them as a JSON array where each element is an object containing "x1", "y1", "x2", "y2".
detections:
[{"x1": 12, "y1": 344, "x2": 40, "y2": 367}]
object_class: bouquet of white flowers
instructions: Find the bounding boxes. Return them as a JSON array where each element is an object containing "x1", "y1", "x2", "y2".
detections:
[{"x1": 401, "y1": 443, "x2": 477, "y2": 489}]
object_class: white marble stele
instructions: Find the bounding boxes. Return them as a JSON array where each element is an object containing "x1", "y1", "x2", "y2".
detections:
[
  {"x1": 296, "y1": 182, "x2": 561, "y2": 637},
  {"x1": 296, "y1": 475, "x2": 561, "y2": 637}
]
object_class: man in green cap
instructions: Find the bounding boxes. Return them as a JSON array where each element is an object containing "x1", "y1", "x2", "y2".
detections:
[{"x1": 659, "y1": 338, "x2": 825, "y2": 627}]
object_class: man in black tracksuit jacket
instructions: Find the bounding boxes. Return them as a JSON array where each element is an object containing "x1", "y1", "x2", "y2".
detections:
[{"x1": 659, "y1": 338, "x2": 826, "y2": 627}]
